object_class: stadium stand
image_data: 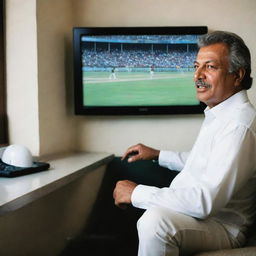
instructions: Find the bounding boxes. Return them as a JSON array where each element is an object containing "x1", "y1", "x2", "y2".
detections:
[{"x1": 82, "y1": 49, "x2": 196, "y2": 69}]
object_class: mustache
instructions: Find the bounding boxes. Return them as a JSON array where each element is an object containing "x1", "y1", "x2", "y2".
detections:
[{"x1": 195, "y1": 80, "x2": 212, "y2": 88}]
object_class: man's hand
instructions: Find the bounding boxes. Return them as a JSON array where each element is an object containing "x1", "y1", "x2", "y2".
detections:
[
  {"x1": 113, "y1": 180, "x2": 137, "y2": 209},
  {"x1": 121, "y1": 143, "x2": 160, "y2": 163}
]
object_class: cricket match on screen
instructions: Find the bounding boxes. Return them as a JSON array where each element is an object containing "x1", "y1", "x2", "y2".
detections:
[{"x1": 81, "y1": 34, "x2": 200, "y2": 107}]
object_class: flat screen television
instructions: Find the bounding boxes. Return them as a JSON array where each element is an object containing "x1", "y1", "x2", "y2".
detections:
[{"x1": 73, "y1": 26, "x2": 208, "y2": 115}]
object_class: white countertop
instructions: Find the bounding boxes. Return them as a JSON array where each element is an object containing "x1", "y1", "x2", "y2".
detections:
[{"x1": 0, "y1": 152, "x2": 114, "y2": 216}]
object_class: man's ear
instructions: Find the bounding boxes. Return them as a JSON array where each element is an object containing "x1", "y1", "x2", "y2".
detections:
[{"x1": 234, "y1": 68, "x2": 246, "y2": 87}]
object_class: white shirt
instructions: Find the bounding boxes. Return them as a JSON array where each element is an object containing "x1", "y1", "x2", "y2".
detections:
[{"x1": 131, "y1": 90, "x2": 256, "y2": 237}]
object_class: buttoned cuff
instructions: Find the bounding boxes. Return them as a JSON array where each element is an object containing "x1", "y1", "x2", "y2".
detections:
[{"x1": 131, "y1": 184, "x2": 159, "y2": 210}]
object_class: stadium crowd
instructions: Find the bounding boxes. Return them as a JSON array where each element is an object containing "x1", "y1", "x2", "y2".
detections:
[{"x1": 82, "y1": 49, "x2": 196, "y2": 69}]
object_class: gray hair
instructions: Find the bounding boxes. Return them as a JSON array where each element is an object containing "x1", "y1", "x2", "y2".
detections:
[{"x1": 198, "y1": 31, "x2": 253, "y2": 90}]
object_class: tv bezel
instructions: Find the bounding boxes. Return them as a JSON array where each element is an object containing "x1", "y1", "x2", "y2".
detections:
[{"x1": 73, "y1": 26, "x2": 208, "y2": 115}]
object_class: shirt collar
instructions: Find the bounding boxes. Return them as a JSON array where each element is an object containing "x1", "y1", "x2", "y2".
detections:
[{"x1": 204, "y1": 90, "x2": 249, "y2": 119}]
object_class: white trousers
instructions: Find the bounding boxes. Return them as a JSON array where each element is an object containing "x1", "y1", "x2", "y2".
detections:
[{"x1": 137, "y1": 207, "x2": 241, "y2": 256}]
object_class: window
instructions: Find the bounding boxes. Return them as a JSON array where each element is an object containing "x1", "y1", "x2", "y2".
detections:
[{"x1": 0, "y1": 0, "x2": 8, "y2": 145}]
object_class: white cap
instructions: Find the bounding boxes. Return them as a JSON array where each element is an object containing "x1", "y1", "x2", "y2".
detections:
[{"x1": 2, "y1": 144, "x2": 33, "y2": 168}]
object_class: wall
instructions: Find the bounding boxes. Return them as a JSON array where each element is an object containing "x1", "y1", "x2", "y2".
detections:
[
  {"x1": 36, "y1": 0, "x2": 78, "y2": 156},
  {"x1": 5, "y1": 0, "x2": 40, "y2": 155},
  {"x1": 73, "y1": 0, "x2": 256, "y2": 156}
]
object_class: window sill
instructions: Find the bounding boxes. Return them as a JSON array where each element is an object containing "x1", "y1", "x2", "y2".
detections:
[{"x1": 0, "y1": 151, "x2": 114, "y2": 216}]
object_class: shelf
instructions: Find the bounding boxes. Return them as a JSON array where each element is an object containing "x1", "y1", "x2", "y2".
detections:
[{"x1": 0, "y1": 152, "x2": 114, "y2": 216}]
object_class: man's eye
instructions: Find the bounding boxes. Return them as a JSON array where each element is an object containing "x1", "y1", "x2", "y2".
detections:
[
  {"x1": 194, "y1": 65, "x2": 199, "y2": 70},
  {"x1": 207, "y1": 65, "x2": 216, "y2": 69}
]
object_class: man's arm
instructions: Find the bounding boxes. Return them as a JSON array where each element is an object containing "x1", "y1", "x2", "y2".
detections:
[
  {"x1": 159, "y1": 151, "x2": 190, "y2": 171},
  {"x1": 131, "y1": 127, "x2": 256, "y2": 219},
  {"x1": 121, "y1": 143, "x2": 189, "y2": 172}
]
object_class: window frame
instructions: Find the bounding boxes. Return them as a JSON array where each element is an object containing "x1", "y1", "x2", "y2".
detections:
[{"x1": 0, "y1": 0, "x2": 8, "y2": 145}]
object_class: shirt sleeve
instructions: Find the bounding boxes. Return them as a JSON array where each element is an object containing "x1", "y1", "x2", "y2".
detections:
[
  {"x1": 132, "y1": 125, "x2": 256, "y2": 219},
  {"x1": 158, "y1": 150, "x2": 190, "y2": 171}
]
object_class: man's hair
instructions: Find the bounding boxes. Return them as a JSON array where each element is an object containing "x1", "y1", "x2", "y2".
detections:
[{"x1": 198, "y1": 31, "x2": 253, "y2": 90}]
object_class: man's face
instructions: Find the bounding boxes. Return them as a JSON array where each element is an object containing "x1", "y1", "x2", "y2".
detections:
[{"x1": 194, "y1": 43, "x2": 240, "y2": 108}]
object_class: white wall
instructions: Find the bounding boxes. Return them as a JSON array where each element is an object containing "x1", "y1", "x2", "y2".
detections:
[
  {"x1": 5, "y1": 0, "x2": 256, "y2": 157},
  {"x1": 5, "y1": 0, "x2": 40, "y2": 154},
  {"x1": 73, "y1": 0, "x2": 256, "y2": 156}
]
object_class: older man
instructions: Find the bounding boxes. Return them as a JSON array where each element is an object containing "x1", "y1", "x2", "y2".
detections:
[{"x1": 113, "y1": 31, "x2": 256, "y2": 256}]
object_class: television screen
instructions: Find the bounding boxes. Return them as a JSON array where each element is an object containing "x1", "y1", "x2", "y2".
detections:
[{"x1": 73, "y1": 27, "x2": 208, "y2": 115}]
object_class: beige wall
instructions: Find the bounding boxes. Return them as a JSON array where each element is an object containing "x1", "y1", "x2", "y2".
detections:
[
  {"x1": 37, "y1": 0, "x2": 78, "y2": 156},
  {"x1": 5, "y1": 0, "x2": 256, "y2": 156},
  {"x1": 5, "y1": 0, "x2": 40, "y2": 154}
]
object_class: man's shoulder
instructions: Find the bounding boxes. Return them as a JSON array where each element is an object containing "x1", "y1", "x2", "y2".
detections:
[{"x1": 233, "y1": 102, "x2": 256, "y2": 130}]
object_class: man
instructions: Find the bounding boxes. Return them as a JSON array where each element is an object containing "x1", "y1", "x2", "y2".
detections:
[
  {"x1": 150, "y1": 65, "x2": 154, "y2": 79},
  {"x1": 109, "y1": 67, "x2": 117, "y2": 80},
  {"x1": 113, "y1": 31, "x2": 256, "y2": 256}
]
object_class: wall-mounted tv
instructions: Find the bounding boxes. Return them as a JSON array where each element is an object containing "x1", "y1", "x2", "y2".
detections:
[{"x1": 73, "y1": 26, "x2": 208, "y2": 115}]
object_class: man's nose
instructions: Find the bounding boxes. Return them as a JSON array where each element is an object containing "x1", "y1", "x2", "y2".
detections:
[{"x1": 194, "y1": 66, "x2": 206, "y2": 81}]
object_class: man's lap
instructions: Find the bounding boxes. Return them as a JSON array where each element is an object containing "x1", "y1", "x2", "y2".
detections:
[{"x1": 137, "y1": 207, "x2": 239, "y2": 256}]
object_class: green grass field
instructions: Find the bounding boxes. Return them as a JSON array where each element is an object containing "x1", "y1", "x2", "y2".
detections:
[{"x1": 83, "y1": 71, "x2": 198, "y2": 106}]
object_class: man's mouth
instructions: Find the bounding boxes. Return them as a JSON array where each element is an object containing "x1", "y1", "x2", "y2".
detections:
[{"x1": 195, "y1": 80, "x2": 212, "y2": 89}]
